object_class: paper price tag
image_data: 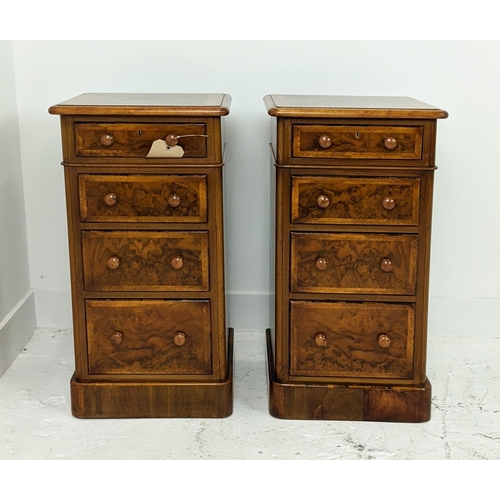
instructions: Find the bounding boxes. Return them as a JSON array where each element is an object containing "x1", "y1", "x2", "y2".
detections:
[{"x1": 146, "y1": 139, "x2": 185, "y2": 158}]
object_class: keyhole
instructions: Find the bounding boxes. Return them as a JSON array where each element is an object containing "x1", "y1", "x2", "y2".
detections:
[
  {"x1": 137, "y1": 130, "x2": 142, "y2": 136},
  {"x1": 355, "y1": 132, "x2": 360, "y2": 139}
]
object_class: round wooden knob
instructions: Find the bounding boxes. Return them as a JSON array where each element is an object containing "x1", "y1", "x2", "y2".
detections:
[
  {"x1": 106, "y1": 256, "x2": 120, "y2": 270},
  {"x1": 378, "y1": 334, "x2": 392, "y2": 348},
  {"x1": 104, "y1": 193, "x2": 117, "y2": 206},
  {"x1": 168, "y1": 194, "x2": 181, "y2": 208},
  {"x1": 170, "y1": 255, "x2": 184, "y2": 269},
  {"x1": 382, "y1": 196, "x2": 396, "y2": 210},
  {"x1": 165, "y1": 134, "x2": 179, "y2": 147},
  {"x1": 314, "y1": 332, "x2": 327, "y2": 347},
  {"x1": 380, "y1": 258, "x2": 393, "y2": 273},
  {"x1": 100, "y1": 133, "x2": 114, "y2": 146},
  {"x1": 315, "y1": 257, "x2": 328, "y2": 271},
  {"x1": 317, "y1": 194, "x2": 330, "y2": 209},
  {"x1": 319, "y1": 135, "x2": 332, "y2": 149},
  {"x1": 173, "y1": 331, "x2": 186, "y2": 346},
  {"x1": 110, "y1": 331, "x2": 123, "y2": 345},
  {"x1": 384, "y1": 137, "x2": 398, "y2": 150}
]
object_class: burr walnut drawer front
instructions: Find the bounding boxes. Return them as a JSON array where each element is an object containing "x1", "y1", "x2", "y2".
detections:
[
  {"x1": 79, "y1": 174, "x2": 207, "y2": 223},
  {"x1": 290, "y1": 232, "x2": 418, "y2": 295},
  {"x1": 291, "y1": 176, "x2": 420, "y2": 226},
  {"x1": 82, "y1": 230, "x2": 209, "y2": 292},
  {"x1": 290, "y1": 301, "x2": 414, "y2": 379},
  {"x1": 75, "y1": 122, "x2": 207, "y2": 158},
  {"x1": 292, "y1": 125, "x2": 423, "y2": 160},
  {"x1": 86, "y1": 300, "x2": 212, "y2": 376}
]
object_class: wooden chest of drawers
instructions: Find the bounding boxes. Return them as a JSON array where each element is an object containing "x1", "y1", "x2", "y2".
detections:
[
  {"x1": 49, "y1": 93, "x2": 233, "y2": 418},
  {"x1": 265, "y1": 95, "x2": 447, "y2": 422}
]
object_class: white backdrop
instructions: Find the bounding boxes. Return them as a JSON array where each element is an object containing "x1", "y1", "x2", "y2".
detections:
[{"x1": 11, "y1": 40, "x2": 500, "y2": 335}]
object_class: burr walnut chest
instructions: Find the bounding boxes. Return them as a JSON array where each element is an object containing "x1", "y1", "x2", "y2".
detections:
[
  {"x1": 50, "y1": 93, "x2": 233, "y2": 418},
  {"x1": 265, "y1": 95, "x2": 447, "y2": 422}
]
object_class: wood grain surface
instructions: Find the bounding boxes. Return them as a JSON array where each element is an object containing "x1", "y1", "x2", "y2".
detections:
[
  {"x1": 86, "y1": 300, "x2": 212, "y2": 375},
  {"x1": 82, "y1": 230, "x2": 209, "y2": 291},
  {"x1": 70, "y1": 328, "x2": 234, "y2": 419},
  {"x1": 79, "y1": 174, "x2": 207, "y2": 222},
  {"x1": 264, "y1": 95, "x2": 448, "y2": 119},
  {"x1": 291, "y1": 176, "x2": 420, "y2": 225},
  {"x1": 75, "y1": 123, "x2": 207, "y2": 157},
  {"x1": 290, "y1": 301, "x2": 414, "y2": 379},
  {"x1": 292, "y1": 125, "x2": 422, "y2": 160},
  {"x1": 291, "y1": 232, "x2": 418, "y2": 294},
  {"x1": 49, "y1": 93, "x2": 231, "y2": 116}
]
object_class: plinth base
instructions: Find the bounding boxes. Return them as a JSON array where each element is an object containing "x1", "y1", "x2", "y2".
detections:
[
  {"x1": 266, "y1": 329, "x2": 431, "y2": 423},
  {"x1": 70, "y1": 328, "x2": 234, "y2": 419}
]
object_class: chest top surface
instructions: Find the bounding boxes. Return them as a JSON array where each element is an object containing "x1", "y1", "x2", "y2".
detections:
[
  {"x1": 264, "y1": 94, "x2": 448, "y2": 119},
  {"x1": 49, "y1": 93, "x2": 231, "y2": 116}
]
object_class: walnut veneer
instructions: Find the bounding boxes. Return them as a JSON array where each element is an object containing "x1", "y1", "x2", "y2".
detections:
[
  {"x1": 50, "y1": 93, "x2": 233, "y2": 418},
  {"x1": 265, "y1": 95, "x2": 447, "y2": 422}
]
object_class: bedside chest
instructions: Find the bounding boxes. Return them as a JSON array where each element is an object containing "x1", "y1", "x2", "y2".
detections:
[
  {"x1": 264, "y1": 95, "x2": 447, "y2": 422},
  {"x1": 49, "y1": 93, "x2": 233, "y2": 418}
]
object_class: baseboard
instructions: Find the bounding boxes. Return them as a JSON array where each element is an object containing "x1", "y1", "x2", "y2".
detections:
[
  {"x1": 32, "y1": 290, "x2": 500, "y2": 337},
  {"x1": 0, "y1": 291, "x2": 36, "y2": 376}
]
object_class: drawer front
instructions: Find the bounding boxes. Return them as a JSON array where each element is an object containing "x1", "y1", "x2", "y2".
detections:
[
  {"x1": 292, "y1": 125, "x2": 422, "y2": 160},
  {"x1": 291, "y1": 232, "x2": 417, "y2": 295},
  {"x1": 86, "y1": 300, "x2": 211, "y2": 375},
  {"x1": 290, "y1": 301, "x2": 414, "y2": 379},
  {"x1": 291, "y1": 176, "x2": 420, "y2": 226},
  {"x1": 75, "y1": 123, "x2": 207, "y2": 158},
  {"x1": 79, "y1": 174, "x2": 207, "y2": 223},
  {"x1": 82, "y1": 231, "x2": 209, "y2": 291}
]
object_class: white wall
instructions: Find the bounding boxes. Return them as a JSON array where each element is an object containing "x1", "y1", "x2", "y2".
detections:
[
  {"x1": 0, "y1": 41, "x2": 36, "y2": 375},
  {"x1": 11, "y1": 40, "x2": 500, "y2": 335}
]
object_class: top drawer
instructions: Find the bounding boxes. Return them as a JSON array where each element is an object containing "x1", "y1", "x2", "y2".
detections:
[
  {"x1": 75, "y1": 123, "x2": 207, "y2": 158},
  {"x1": 292, "y1": 125, "x2": 423, "y2": 161}
]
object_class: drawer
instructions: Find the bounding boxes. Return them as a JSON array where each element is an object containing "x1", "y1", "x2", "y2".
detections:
[
  {"x1": 292, "y1": 125, "x2": 423, "y2": 160},
  {"x1": 291, "y1": 176, "x2": 420, "y2": 226},
  {"x1": 79, "y1": 174, "x2": 207, "y2": 223},
  {"x1": 75, "y1": 122, "x2": 207, "y2": 158},
  {"x1": 291, "y1": 232, "x2": 417, "y2": 295},
  {"x1": 82, "y1": 231, "x2": 209, "y2": 291},
  {"x1": 290, "y1": 301, "x2": 414, "y2": 379},
  {"x1": 86, "y1": 300, "x2": 211, "y2": 375}
]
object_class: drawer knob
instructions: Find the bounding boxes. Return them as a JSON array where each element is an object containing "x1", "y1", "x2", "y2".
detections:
[
  {"x1": 384, "y1": 137, "x2": 398, "y2": 150},
  {"x1": 315, "y1": 257, "x2": 328, "y2": 271},
  {"x1": 317, "y1": 194, "x2": 330, "y2": 209},
  {"x1": 100, "y1": 133, "x2": 114, "y2": 147},
  {"x1": 319, "y1": 135, "x2": 332, "y2": 149},
  {"x1": 168, "y1": 193, "x2": 181, "y2": 208},
  {"x1": 165, "y1": 134, "x2": 180, "y2": 147},
  {"x1": 173, "y1": 331, "x2": 186, "y2": 346},
  {"x1": 165, "y1": 133, "x2": 209, "y2": 147},
  {"x1": 104, "y1": 193, "x2": 117, "y2": 206},
  {"x1": 378, "y1": 334, "x2": 392, "y2": 348},
  {"x1": 107, "y1": 256, "x2": 121, "y2": 270},
  {"x1": 170, "y1": 255, "x2": 184, "y2": 269},
  {"x1": 110, "y1": 331, "x2": 124, "y2": 345},
  {"x1": 382, "y1": 196, "x2": 396, "y2": 210},
  {"x1": 380, "y1": 258, "x2": 393, "y2": 273},
  {"x1": 314, "y1": 332, "x2": 328, "y2": 347}
]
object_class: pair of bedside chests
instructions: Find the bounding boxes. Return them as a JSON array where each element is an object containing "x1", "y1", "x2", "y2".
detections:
[{"x1": 49, "y1": 93, "x2": 448, "y2": 422}]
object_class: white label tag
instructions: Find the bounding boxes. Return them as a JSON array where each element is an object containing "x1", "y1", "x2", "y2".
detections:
[{"x1": 146, "y1": 139, "x2": 185, "y2": 158}]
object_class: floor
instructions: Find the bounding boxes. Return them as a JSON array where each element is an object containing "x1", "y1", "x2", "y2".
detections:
[{"x1": 0, "y1": 328, "x2": 499, "y2": 460}]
